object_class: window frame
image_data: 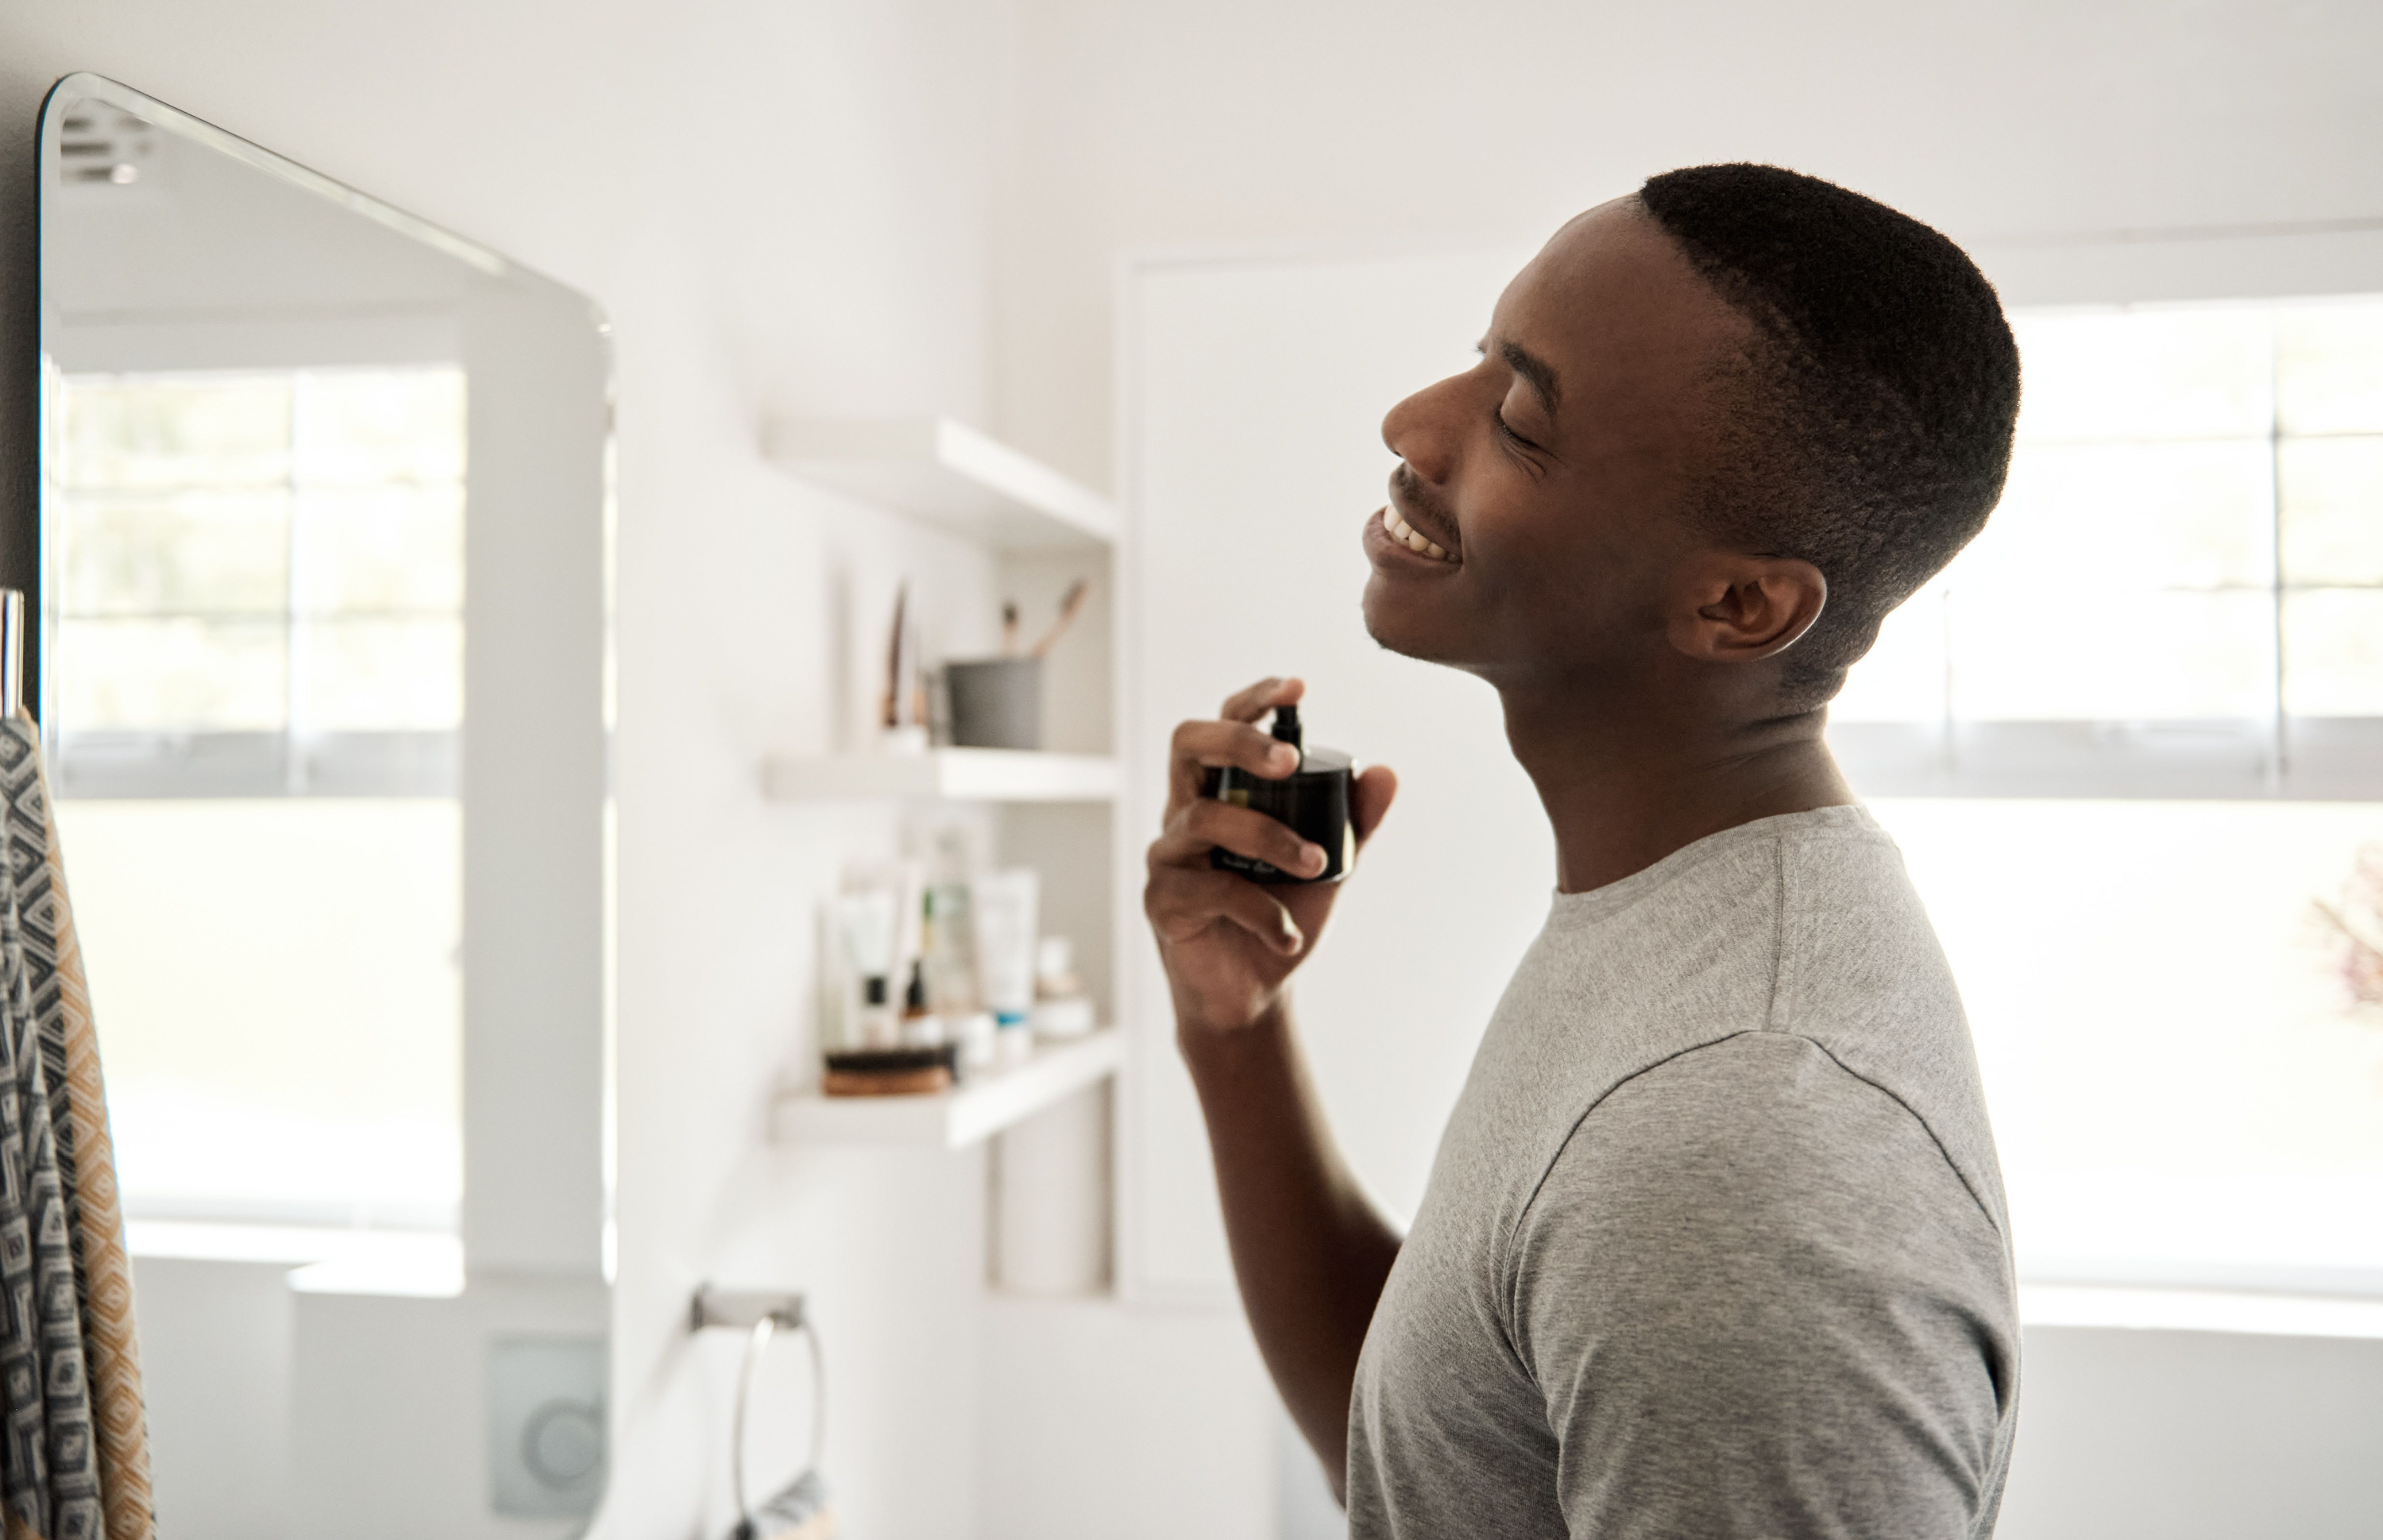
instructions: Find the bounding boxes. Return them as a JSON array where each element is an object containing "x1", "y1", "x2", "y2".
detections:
[{"x1": 46, "y1": 362, "x2": 466, "y2": 801}]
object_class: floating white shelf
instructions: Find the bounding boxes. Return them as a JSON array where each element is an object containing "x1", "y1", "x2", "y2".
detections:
[
  {"x1": 763, "y1": 416, "x2": 1118, "y2": 550},
  {"x1": 763, "y1": 747, "x2": 1118, "y2": 803},
  {"x1": 772, "y1": 1029, "x2": 1122, "y2": 1150}
]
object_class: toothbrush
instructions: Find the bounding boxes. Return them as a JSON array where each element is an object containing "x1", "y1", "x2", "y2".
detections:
[{"x1": 1031, "y1": 580, "x2": 1089, "y2": 659}]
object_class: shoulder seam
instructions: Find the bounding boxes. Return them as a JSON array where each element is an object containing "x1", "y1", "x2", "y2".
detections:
[
  {"x1": 1502, "y1": 1030, "x2": 2009, "y2": 1337},
  {"x1": 1759, "y1": 836, "x2": 1998, "y2": 1237},
  {"x1": 1501, "y1": 1028, "x2": 1767, "y2": 1335},
  {"x1": 1790, "y1": 1033, "x2": 2008, "y2": 1244}
]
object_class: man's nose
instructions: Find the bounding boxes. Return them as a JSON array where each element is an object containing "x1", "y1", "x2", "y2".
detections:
[{"x1": 1381, "y1": 375, "x2": 1463, "y2": 485}]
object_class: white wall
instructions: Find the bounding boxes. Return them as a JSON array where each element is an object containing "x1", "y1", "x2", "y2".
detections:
[
  {"x1": 2003, "y1": 1328, "x2": 2383, "y2": 1539},
  {"x1": 1118, "y1": 249, "x2": 1540, "y2": 1308},
  {"x1": 997, "y1": 0, "x2": 2383, "y2": 490},
  {"x1": 130, "y1": 1259, "x2": 294, "y2": 1536}
]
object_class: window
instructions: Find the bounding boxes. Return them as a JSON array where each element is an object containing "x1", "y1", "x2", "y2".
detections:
[
  {"x1": 1829, "y1": 296, "x2": 2383, "y2": 1296},
  {"x1": 49, "y1": 366, "x2": 466, "y2": 1239},
  {"x1": 53, "y1": 368, "x2": 465, "y2": 793}
]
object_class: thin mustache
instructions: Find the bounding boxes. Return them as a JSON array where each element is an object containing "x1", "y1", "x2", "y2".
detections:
[{"x1": 1388, "y1": 465, "x2": 1462, "y2": 550}]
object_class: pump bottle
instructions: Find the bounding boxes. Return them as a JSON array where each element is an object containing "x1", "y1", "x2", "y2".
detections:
[{"x1": 1206, "y1": 703, "x2": 1354, "y2": 885}]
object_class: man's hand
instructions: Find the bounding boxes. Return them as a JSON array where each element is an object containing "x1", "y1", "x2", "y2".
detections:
[{"x1": 1145, "y1": 676, "x2": 1397, "y2": 1035}]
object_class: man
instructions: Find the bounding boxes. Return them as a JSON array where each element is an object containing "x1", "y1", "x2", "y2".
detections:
[{"x1": 1144, "y1": 164, "x2": 2021, "y2": 1538}]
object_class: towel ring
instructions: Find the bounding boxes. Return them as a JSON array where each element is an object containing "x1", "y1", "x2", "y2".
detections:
[
  {"x1": 693, "y1": 1286, "x2": 828, "y2": 1540},
  {"x1": 730, "y1": 1310, "x2": 825, "y2": 1530}
]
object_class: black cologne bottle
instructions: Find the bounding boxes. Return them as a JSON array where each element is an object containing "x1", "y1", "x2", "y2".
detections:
[{"x1": 1206, "y1": 703, "x2": 1354, "y2": 885}]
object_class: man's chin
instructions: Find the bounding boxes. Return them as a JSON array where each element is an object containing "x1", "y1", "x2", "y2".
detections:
[{"x1": 1361, "y1": 578, "x2": 1468, "y2": 666}]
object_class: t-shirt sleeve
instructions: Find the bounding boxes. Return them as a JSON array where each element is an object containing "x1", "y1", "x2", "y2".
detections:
[{"x1": 1511, "y1": 1031, "x2": 2017, "y2": 1540}]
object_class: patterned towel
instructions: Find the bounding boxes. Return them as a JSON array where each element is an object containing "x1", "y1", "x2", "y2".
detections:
[{"x1": 0, "y1": 719, "x2": 152, "y2": 1540}]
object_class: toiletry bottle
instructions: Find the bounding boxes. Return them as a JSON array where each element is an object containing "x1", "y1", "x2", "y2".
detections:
[
  {"x1": 857, "y1": 972, "x2": 897, "y2": 1048},
  {"x1": 922, "y1": 881, "x2": 977, "y2": 1014},
  {"x1": 833, "y1": 887, "x2": 902, "y2": 1047},
  {"x1": 1207, "y1": 703, "x2": 1354, "y2": 884},
  {"x1": 972, "y1": 868, "x2": 1041, "y2": 1067},
  {"x1": 900, "y1": 960, "x2": 944, "y2": 1047}
]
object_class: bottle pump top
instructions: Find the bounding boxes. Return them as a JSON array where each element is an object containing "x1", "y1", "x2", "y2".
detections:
[{"x1": 1272, "y1": 704, "x2": 1303, "y2": 749}]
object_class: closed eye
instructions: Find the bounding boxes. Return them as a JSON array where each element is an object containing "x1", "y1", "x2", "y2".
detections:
[
  {"x1": 1477, "y1": 341, "x2": 1549, "y2": 459},
  {"x1": 1493, "y1": 409, "x2": 1543, "y2": 454}
]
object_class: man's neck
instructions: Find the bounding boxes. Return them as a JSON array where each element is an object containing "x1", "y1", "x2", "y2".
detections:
[{"x1": 1500, "y1": 682, "x2": 1856, "y2": 895}]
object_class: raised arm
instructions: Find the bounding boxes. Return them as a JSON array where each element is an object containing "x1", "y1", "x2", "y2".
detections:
[{"x1": 1143, "y1": 675, "x2": 1403, "y2": 1498}]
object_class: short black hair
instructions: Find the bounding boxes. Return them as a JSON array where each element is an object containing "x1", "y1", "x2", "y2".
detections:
[{"x1": 1637, "y1": 164, "x2": 2019, "y2": 710}]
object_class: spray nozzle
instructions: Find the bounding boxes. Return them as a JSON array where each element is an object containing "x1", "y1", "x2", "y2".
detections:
[{"x1": 1271, "y1": 703, "x2": 1304, "y2": 749}]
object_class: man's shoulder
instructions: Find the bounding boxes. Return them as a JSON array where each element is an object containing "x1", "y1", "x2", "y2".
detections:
[
  {"x1": 1434, "y1": 805, "x2": 2003, "y2": 1281},
  {"x1": 1551, "y1": 1029, "x2": 1993, "y2": 1224},
  {"x1": 1512, "y1": 1029, "x2": 2013, "y2": 1338},
  {"x1": 1479, "y1": 805, "x2": 1968, "y2": 1156},
  {"x1": 1497, "y1": 1035, "x2": 2021, "y2": 1540}
]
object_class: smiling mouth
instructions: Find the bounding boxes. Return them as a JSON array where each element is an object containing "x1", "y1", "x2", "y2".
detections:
[{"x1": 1382, "y1": 505, "x2": 1459, "y2": 563}]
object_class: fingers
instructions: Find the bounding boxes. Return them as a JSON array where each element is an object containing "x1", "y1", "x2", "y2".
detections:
[
  {"x1": 1168, "y1": 718, "x2": 1300, "y2": 810},
  {"x1": 1161, "y1": 677, "x2": 1303, "y2": 812},
  {"x1": 1150, "y1": 797, "x2": 1328, "y2": 878},
  {"x1": 1219, "y1": 675, "x2": 1304, "y2": 724},
  {"x1": 1145, "y1": 866, "x2": 1305, "y2": 955},
  {"x1": 1350, "y1": 763, "x2": 1398, "y2": 847}
]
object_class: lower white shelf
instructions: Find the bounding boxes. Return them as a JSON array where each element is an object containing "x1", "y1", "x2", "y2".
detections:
[
  {"x1": 771, "y1": 1028, "x2": 1122, "y2": 1150},
  {"x1": 763, "y1": 749, "x2": 1119, "y2": 802}
]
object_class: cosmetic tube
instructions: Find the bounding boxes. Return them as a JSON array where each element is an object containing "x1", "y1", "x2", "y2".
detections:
[
  {"x1": 971, "y1": 868, "x2": 1041, "y2": 1056},
  {"x1": 834, "y1": 889, "x2": 900, "y2": 1048}
]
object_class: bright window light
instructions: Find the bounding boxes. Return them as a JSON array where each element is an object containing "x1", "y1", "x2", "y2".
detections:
[
  {"x1": 1833, "y1": 295, "x2": 2383, "y2": 1296},
  {"x1": 56, "y1": 369, "x2": 465, "y2": 742},
  {"x1": 50, "y1": 365, "x2": 466, "y2": 1237},
  {"x1": 1874, "y1": 798, "x2": 2383, "y2": 1294},
  {"x1": 1834, "y1": 295, "x2": 2383, "y2": 732}
]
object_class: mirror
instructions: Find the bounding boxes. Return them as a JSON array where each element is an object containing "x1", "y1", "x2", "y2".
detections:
[{"x1": 38, "y1": 74, "x2": 611, "y2": 1534}]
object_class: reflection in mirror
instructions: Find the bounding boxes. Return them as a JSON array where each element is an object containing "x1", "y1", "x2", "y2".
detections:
[
  {"x1": 41, "y1": 75, "x2": 610, "y2": 1536},
  {"x1": 55, "y1": 365, "x2": 469, "y2": 1246}
]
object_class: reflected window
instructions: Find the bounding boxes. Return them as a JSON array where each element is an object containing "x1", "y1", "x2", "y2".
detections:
[
  {"x1": 48, "y1": 365, "x2": 465, "y2": 1237},
  {"x1": 56, "y1": 368, "x2": 465, "y2": 753}
]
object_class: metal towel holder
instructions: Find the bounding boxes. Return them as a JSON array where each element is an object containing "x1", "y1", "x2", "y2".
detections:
[{"x1": 691, "y1": 1285, "x2": 830, "y2": 1540}]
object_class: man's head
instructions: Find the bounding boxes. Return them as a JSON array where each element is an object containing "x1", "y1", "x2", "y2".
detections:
[{"x1": 1362, "y1": 164, "x2": 2018, "y2": 718}]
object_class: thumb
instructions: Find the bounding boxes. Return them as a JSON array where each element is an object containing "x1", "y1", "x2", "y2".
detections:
[{"x1": 1350, "y1": 764, "x2": 1398, "y2": 849}]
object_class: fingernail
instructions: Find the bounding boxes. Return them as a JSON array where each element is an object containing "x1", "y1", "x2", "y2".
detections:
[
  {"x1": 1269, "y1": 743, "x2": 1299, "y2": 770},
  {"x1": 1300, "y1": 842, "x2": 1326, "y2": 871}
]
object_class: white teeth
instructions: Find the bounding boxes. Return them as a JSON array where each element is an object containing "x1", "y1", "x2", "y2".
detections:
[{"x1": 1382, "y1": 507, "x2": 1459, "y2": 563}]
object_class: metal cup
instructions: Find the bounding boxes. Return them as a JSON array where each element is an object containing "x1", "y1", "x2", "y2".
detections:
[{"x1": 944, "y1": 658, "x2": 1043, "y2": 751}]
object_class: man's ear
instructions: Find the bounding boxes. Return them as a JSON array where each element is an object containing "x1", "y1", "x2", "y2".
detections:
[{"x1": 1665, "y1": 554, "x2": 1828, "y2": 663}]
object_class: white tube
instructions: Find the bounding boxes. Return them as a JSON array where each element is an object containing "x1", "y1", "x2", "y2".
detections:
[
  {"x1": 833, "y1": 889, "x2": 899, "y2": 1048},
  {"x1": 970, "y1": 868, "x2": 1040, "y2": 1025}
]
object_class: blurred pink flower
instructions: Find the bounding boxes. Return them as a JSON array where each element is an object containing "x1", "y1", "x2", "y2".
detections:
[{"x1": 2313, "y1": 843, "x2": 2383, "y2": 1013}]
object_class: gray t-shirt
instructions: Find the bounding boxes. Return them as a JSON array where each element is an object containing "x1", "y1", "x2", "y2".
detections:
[{"x1": 1346, "y1": 806, "x2": 2018, "y2": 1538}]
